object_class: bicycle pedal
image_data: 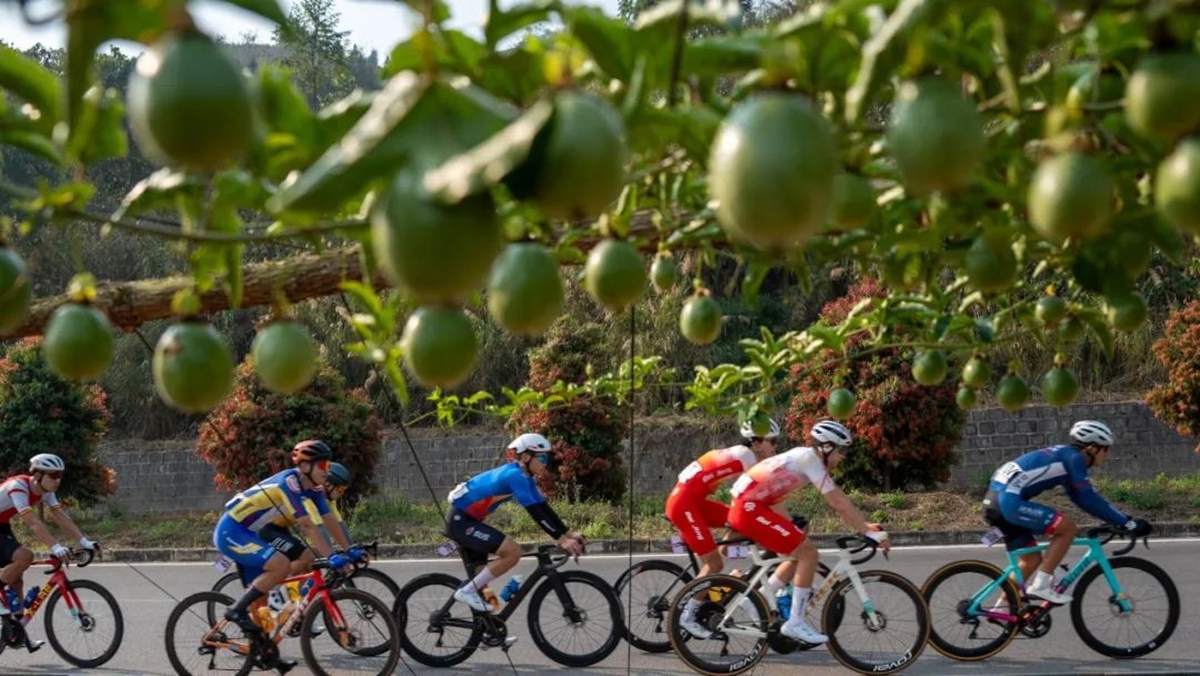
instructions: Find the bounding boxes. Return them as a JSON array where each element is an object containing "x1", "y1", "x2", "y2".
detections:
[{"x1": 275, "y1": 658, "x2": 298, "y2": 674}]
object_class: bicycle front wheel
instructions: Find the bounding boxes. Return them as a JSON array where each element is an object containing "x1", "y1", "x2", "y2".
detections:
[
  {"x1": 1071, "y1": 555, "x2": 1180, "y2": 658},
  {"x1": 666, "y1": 574, "x2": 771, "y2": 676},
  {"x1": 823, "y1": 569, "x2": 929, "y2": 674},
  {"x1": 613, "y1": 558, "x2": 692, "y2": 653},
  {"x1": 527, "y1": 569, "x2": 623, "y2": 667},
  {"x1": 301, "y1": 587, "x2": 399, "y2": 676},
  {"x1": 922, "y1": 559, "x2": 1020, "y2": 661},
  {"x1": 43, "y1": 578, "x2": 124, "y2": 668}
]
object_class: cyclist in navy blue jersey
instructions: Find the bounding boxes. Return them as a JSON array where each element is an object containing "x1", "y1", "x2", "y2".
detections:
[
  {"x1": 981, "y1": 420, "x2": 1151, "y2": 604},
  {"x1": 444, "y1": 433, "x2": 585, "y2": 614}
]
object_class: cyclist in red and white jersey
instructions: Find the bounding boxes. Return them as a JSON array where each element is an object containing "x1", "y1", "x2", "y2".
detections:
[
  {"x1": 727, "y1": 420, "x2": 888, "y2": 644},
  {"x1": 0, "y1": 454, "x2": 98, "y2": 651},
  {"x1": 667, "y1": 417, "x2": 778, "y2": 637}
]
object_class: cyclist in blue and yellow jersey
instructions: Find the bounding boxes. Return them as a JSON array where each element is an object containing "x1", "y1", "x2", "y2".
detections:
[
  {"x1": 302, "y1": 462, "x2": 355, "y2": 551},
  {"x1": 982, "y1": 420, "x2": 1152, "y2": 605},
  {"x1": 214, "y1": 440, "x2": 358, "y2": 634},
  {"x1": 444, "y1": 433, "x2": 585, "y2": 615}
]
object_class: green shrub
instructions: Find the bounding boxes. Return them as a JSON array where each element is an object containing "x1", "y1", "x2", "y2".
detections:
[
  {"x1": 196, "y1": 352, "x2": 384, "y2": 507},
  {"x1": 0, "y1": 337, "x2": 115, "y2": 506}
]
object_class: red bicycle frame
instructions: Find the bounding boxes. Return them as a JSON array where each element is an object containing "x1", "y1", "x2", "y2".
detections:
[{"x1": 3, "y1": 548, "x2": 97, "y2": 628}]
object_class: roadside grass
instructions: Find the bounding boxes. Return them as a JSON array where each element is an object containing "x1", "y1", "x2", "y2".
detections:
[{"x1": 25, "y1": 473, "x2": 1199, "y2": 550}]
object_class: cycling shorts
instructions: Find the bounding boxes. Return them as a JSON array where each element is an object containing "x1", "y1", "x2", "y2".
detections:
[
  {"x1": 727, "y1": 498, "x2": 805, "y2": 555},
  {"x1": 982, "y1": 489, "x2": 1064, "y2": 551},
  {"x1": 444, "y1": 507, "x2": 505, "y2": 571},
  {"x1": 665, "y1": 486, "x2": 730, "y2": 556},
  {"x1": 214, "y1": 514, "x2": 305, "y2": 585}
]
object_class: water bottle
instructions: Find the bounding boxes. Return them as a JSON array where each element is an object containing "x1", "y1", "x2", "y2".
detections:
[
  {"x1": 24, "y1": 585, "x2": 40, "y2": 610},
  {"x1": 499, "y1": 576, "x2": 523, "y2": 603},
  {"x1": 776, "y1": 589, "x2": 792, "y2": 622},
  {"x1": 300, "y1": 579, "x2": 314, "y2": 597},
  {"x1": 482, "y1": 587, "x2": 501, "y2": 611}
]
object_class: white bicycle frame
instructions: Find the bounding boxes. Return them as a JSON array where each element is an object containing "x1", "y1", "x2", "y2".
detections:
[{"x1": 714, "y1": 541, "x2": 883, "y2": 638}]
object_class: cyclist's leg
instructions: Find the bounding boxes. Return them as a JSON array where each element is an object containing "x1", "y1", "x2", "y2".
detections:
[
  {"x1": 215, "y1": 517, "x2": 299, "y2": 631},
  {"x1": 998, "y1": 494, "x2": 1075, "y2": 602},
  {"x1": 731, "y1": 503, "x2": 825, "y2": 642},
  {"x1": 288, "y1": 547, "x2": 316, "y2": 575},
  {"x1": 0, "y1": 525, "x2": 32, "y2": 604},
  {"x1": 445, "y1": 508, "x2": 508, "y2": 611},
  {"x1": 666, "y1": 489, "x2": 724, "y2": 576}
]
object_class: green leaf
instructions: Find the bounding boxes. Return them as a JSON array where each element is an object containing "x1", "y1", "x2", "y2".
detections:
[
  {"x1": 113, "y1": 168, "x2": 205, "y2": 220},
  {"x1": 270, "y1": 73, "x2": 515, "y2": 214},
  {"x1": 423, "y1": 99, "x2": 553, "y2": 203},
  {"x1": 65, "y1": 85, "x2": 127, "y2": 164},
  {"x1": 634, "y1": 0, "x2": 744, "y2": 36},
  {"x1": 0, "y1": 44, "x2": 62, "y2": 128},
  {"x1": 1076, "y1": 308, "x2": 1116, "y2": 362},
  {"x1": 568, "y1": 7, "x2": 637, "y2": 81},
  {"x1": 218, "y1": 0, "x2": 287, "y2": 24},
  {"x1": 339, "y1": 280, "x2": 386, "y2": 319},
  {"x1": 485, "y1": 0, "x2": 562, "y2": 50},
  {"x1": 1146, "y1": 212, "x2": 1186, "y2": 266},
  {"x1": 0, "y1": 129, "x2": 63, "y2": 166},
  {"x1": 845, "y1": 0, "x2": 938, "y2": 125},
  {"x1": 384, "y1": 29, "x2": 487, "y2": 78}
]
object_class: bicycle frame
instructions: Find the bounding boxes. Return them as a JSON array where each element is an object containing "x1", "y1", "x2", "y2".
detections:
[
  {"x1": 208, "y1": 566, "x2": 350, "y2": 655},
  {"x1": 964, "y1": 536, "x2": 1133, "y2": 623},
  {"x1": 7, "y1": 551, "x2": 94, "y2": 629},
  {"x1": 714, "y1": 542, "x2": 881, "y2": 638}
]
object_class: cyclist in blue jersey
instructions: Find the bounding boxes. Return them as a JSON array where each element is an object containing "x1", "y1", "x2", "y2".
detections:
[
  {"x1": 981, "y1": 420, "x2": 1151, "y2": 604},
  {"x1": 444, "y1": 433, "x2": 585, "y2": 615},
  {"x1": 214, "y1": 440, "x2": 357, "y2": 635}
]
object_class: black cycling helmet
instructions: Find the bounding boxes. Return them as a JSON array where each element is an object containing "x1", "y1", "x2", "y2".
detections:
[{"x1": 326, "y1": 462, "x2": 352, "y2": 487}]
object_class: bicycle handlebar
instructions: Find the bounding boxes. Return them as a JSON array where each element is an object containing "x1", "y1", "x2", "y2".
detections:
[
  {"x1": 1085, "y1": 523, "x2": 1150, "y2": 557},
  {"x1": 40, "y1": 547, "x2": 97, "y2": 574},
  {"x1": 835, "y1": 534, "x2": 882, "y2": 565}
]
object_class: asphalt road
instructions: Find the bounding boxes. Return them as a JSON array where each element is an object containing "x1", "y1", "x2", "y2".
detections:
[{"x1": 3, "y1": 539, "x2": 1198, "y2": 675}]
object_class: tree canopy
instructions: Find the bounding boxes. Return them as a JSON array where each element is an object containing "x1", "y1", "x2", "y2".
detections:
[{"x1": 1, "y1": 0, "x2": 1199, "y2": 432}]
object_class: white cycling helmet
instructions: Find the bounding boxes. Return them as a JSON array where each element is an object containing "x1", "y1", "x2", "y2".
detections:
[
  {"x1": 508, "y1": 433, "x2": 552, "y2": 454},
  {"x1": 740, "y1": 417, "x2": 781, "y2": 440},
  {"x1": 1070, "y1": 420, "x2": 1113, "y2": 447},
  {"x1": 30, "y1": 453, "x2": 66, "y2": 473},
  {"x1": 810, "y1": 420, "x2": 853, "y2": 447}
]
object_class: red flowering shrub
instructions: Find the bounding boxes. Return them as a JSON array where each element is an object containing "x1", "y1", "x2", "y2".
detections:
[
  {"x1": 786, "y1": 279, "x2": 965, "y2": 491},
  {"x1": 507, "y1": 323, "x2": 626, "y2": 503},
  {"x1": 197, "y1": 353, "x2": 384, "y2": 507},
  {"x1": 1146, "y1": 300, "x2": 1200, "y2": 454},
  {"x1": 0, "y1": 338, "x2": 115, "y2": 506}
]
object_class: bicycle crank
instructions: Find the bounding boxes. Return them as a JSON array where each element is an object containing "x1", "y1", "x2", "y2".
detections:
[
  {"x1": 1019, "y1": 610, "x2": 1052, "y2": 639},
  {"x1": 479, "y1": 615, "x2": 515, "y2": 650}
]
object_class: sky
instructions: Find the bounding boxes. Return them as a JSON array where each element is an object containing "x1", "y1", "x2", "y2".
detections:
[{"x1": 0, "y1": 0, "x2": 621, "y2": 56}]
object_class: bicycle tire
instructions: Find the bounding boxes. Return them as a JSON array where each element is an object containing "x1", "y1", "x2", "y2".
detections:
[
  {"x1": 1070, "y1": 555, "x2": 1180, "y2": 658},
  {"x1": 209, "y1": 571, "x2": 242, "y2": 625},
  {"x1": 43, "y1": 578, "x2": 125, "y2": 668},
  {"x1": 164, "y1": 591, "x2": 254, "y2": 676},
  {"x1": 823, "y1": 569, "x2": 929, "y2": 674},
  {"x1": 921, "y1": 559, "x2": 1020, "y2": 661},
  {"x1": 300, "y1": 587, "x2": 399, "y2": 676},
  {"x1": 613, "y1": 558, "x2": 693, "y2": 653},
  {"x1": 527, "y1": 569, "x2": 624, "y2": 667},
  {"x1": 393, "y1": 572, "x2": 481, "y2": 667},
  {"x1": 666, "y1": 574, "x2": 771, "y2": 676}
]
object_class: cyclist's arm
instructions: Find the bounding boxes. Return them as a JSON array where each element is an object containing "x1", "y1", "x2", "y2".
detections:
[
  {"x1": 296, "y1": 514, "x2": 336, "y2": 557},
  {"x1": 822, "y1": 488, "x2": 874, "y2": 536},
  {"x1": 321, "y1": 511, "x2": 353, "y2": 551},
  {"x1": 18, "y1": 509, "x2": 60, "y2": 549},
  {"x1": 1064, "y1": 454, "x2": 1128, "y2": 524},
  {"x1": 510, "y1": 471, "x2": 572, "y2": 540}
]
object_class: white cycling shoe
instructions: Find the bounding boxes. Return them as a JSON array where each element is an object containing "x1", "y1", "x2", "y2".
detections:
[
  {"x1": 780, "y1": 618, "x2": 828, "y2": 644},
  {"x1": 454, "y1": 585, "x2": 492, "y2": 613}
]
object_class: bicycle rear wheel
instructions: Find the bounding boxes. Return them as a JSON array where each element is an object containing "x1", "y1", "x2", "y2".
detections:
[
  {"x1": 613, "y1": 558, "x2": 693, "y2": 653},
  {"x1": 921, "y1": 559, "x2": 1020, "y2": 661},
  {"x1": 164, "y1": 591, "x2": 254, "y2": 676},
  {"x1": 394, "y1": 572, "x2": 481, "y2": 667},
  {"x1": 528, "y1": 569, "x2": 623, "y2": 667},
  {"x1": 301, "y1": 587, "x2": 399, "y2": 676},
  {"x1": 43, "y1": 578, "x2": 124, "y2": 668},
  {"x1": 1071, "y1": 556, "x2": 1180, "y2": 658},
  {"x1": 666, "y1": 574, "x2": 771, "y2": 676},
  {"x1": 823, "y1": 569, "x2": 929, "y2": 674}
]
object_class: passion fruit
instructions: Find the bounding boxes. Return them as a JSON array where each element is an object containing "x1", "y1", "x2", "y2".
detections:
[
  {"x1": 400, "y1": 306, "x2": 479, "y2": 389},
  {"x1": 583, "y1": 239, "x2": 646, "y2": 312},
  {"x1": 709, "y1": 92, "x2": 837, "y2": 251},
  {"x1": 372, "y1": 172, "x2": 503, "y2": 305},
  {"x1": 1035, "y1": 296, "x2": 1069, "y2": 327},
  {"x1": 1154, "y1": 136, "x2": 1200, "y2": 235},
  {"x1": 965, "y1": 231, "x2": 1018, "y2": 294},
  {"x1": 912, "y1": 350, "x2": 948, "y2": 386},
  {"x1": 42, "y1": 303, "x2": 114, "y2": 381},
  {"x1": 153, "y1": 319, "x2": 235, "y2": 413},
  {"x1": 956, "y1": 386, "x2": 978, "y2": 410},
  {"x1": 1028, "y1": 152, "x2": 1113, "y2": 245},
  {"x1": 679, "y1": 292, "x2": 723, "y2": 346},
  {"x1": 1041, "y1": 367, "x2": 1080, "y2": 407},
  {"x1": 127, "y1": 30, "x2": 253, "y2": 170},
  {"x1": 996, "y1": 374, "x2": 1030, "y2": 412},
  {"x1": 886, "y1": 77, "x2": 986, "y2": 196},
  {"x1": 251, "y1": 320, "x2": 318, "y2": 394},
  {"x1": 961, "y1": 356, "x2": 992, "y2": 389},
  {"x1": 827, "y1": 388, "x2": 857, "y2": 420},
  {"x1": 651, "y1": 253, "x2": 679, "y2": 294},
  {"x1": 487, "y1": 243, "x2": 564, "y2": 336},
  {"x1": 0, "y1": 248, "x2": 32, "y2": 335},
  {"x1": 1104, "y1": 291, "x2": 1148, "y2": 333},
  {"x1": 1124, "y1": 51, "x2": 1200, "y2": 144},
  {"x1": 830, "y1": 173, "x2": 877, "y2": 231}
]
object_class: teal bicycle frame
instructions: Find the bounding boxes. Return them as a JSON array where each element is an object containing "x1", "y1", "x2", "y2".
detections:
[{"x1": 963, "y1": 536, "x2": 1134, "y2": 623}]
